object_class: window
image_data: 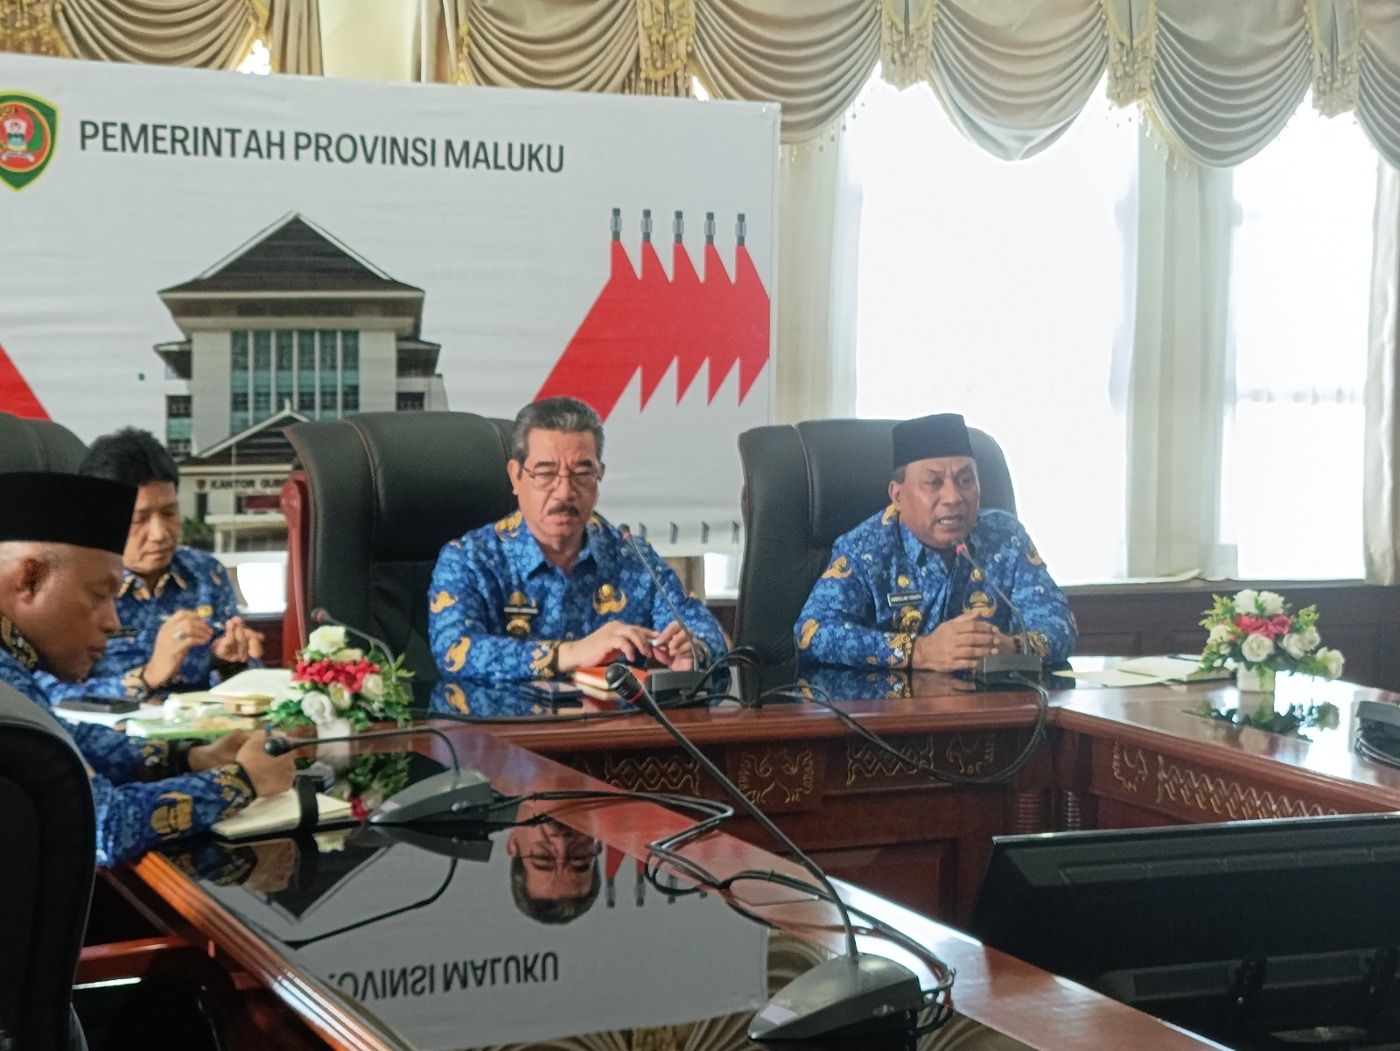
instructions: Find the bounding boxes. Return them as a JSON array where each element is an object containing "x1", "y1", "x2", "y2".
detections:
[
  {"x1": 850, "y1": 76, "x2": 1377, "y2": 583},
  {"x1": 168, "y1": 439, "x2": 191, "y2": 457},
  {"x1": 167, "y1": 395, "x2": 192, "y2": 418},
  {"x1": 397, "y1": 392, "x2": 425, "y2": 412},
  {"x1": 850, "y1": 75, "x2": 1134, "y2": 583},
  {"x1": 1220, "y1": 106, "x2": 1376, "y2": 579}
]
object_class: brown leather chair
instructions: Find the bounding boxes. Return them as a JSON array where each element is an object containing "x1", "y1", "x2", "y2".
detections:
[
  {"x1": 734, "y1": 419, "x2": 1017, "y2": 667},
  {"x1": 282, "y1": 412, "x2": 517, "y2": 699}
]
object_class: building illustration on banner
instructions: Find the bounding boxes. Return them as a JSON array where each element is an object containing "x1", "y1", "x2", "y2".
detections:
[
  {"x1": 536, "y1": 208, "x2": 770, "y2": 422},
  {"x1": 153, "y1": 213, "x2": 448, "y2": 553}
]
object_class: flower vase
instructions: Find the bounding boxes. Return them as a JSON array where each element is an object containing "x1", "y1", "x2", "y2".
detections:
[
  {"x1": 314, "y1": 715, "x2": 355, "y2": 772},
  {"x1": 1236, "y1": 665, "x2": 1277, "y2": 694}
]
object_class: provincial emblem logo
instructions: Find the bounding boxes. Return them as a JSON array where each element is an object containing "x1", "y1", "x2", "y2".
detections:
[{"x1": 0, "y1": 94, "x2": 58, "y2": 191}]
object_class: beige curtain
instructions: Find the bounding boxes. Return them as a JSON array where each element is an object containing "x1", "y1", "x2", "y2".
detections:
[
  {"x1": 0, "y1": 0, "x2": 319, "y2": 73},
  {"x1": 415, "y1": 1, "x2": 1400, "y2": 161},
  {"x1": 54, "y1": 0, "x2": 265, "y2": 68},
  {"x1": 1364, "y1": 162, "x2": 1400, "y2": 583},
  {"x1": 1125, "y1": 130, "x2": 1236, "y2": 577},
  {"x1": 268, "y1": 0, "x2": 322, "y2": 74}
]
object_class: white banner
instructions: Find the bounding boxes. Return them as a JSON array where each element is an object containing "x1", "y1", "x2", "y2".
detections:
[{"x1": 0, "y1": 55, "x2": 778, "y2": 552}]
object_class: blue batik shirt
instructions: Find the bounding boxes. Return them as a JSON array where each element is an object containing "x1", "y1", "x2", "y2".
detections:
[
  {"x1": 0, "y1": 615, "x2": 255, "y2": 867},
  {"x1": 38, "y1": 545, "x2": 251, "y2": 705},
  {"x1": 428, "y1": 511, "x2": 727, "y2": 686},
  {"x1": 794, "y1": 507, "x2": 1077, "y2": 670}
]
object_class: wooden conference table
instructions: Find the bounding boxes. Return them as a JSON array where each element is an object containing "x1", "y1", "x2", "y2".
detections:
[
  {"x1": 109, "y1": 706, "x2": 1227, "y2": 1051},
  {"x1": 448, "y1": 667, "x2": 1400, "y2": 926},
  {"x1": 105, "y1": 668, "x2": 1400, "y2": 1050}
]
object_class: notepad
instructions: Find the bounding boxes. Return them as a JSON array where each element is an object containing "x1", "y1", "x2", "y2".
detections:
[
  {"x1": 1059, "y1": 656, "x2": 1231, "y2": 688},
  {"x1": 126, "y1": 713, "x2": 259, "y2": 740},
  {"x1": 213, "y1": 789, "x2": 354, "y2": 839},
  {"x1": 571, "y1": 666, "x2": 648, "y2": 701},
  {"x1": 208, "y1": 667, "x2": 295, "y2": 713}
]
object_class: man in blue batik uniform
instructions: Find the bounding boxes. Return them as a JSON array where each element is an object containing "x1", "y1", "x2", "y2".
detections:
[
  {"x1": 429, "y1": 397, "x2": 726, "y2": 690},
  {"x1": 0, "y1": 472, "x2": 293, "y2": 865},
  {"x1": 794, "y1": 413, "x2": 1076, "y2": 672},
  {"x1": 38, "y1": 428, "x2": 262, "y2": 706}
]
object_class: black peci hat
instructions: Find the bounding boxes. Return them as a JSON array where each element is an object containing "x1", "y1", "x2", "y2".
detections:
[
  {"x1": 891, "y1": 413, "x2": 973, "y2": 470},
  {"x1": 0, "y1": 472, "x2": 136, "y2": 554}
]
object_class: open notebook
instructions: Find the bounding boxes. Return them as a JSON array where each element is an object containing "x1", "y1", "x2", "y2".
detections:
[{"x1": 212, "y1": 789, "x2": 354, "y2": 839}]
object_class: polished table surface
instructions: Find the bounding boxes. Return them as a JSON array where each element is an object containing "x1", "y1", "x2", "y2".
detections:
[
  {"x1": 119, "y1": 719, "x2": 1228, "y2": 1051},
  {"x1": 418, "y1": 666, "x2": 1400, "y2": 926}
]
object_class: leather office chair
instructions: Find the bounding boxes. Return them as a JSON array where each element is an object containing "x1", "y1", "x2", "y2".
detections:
[
  {"x1": 0, "y1": 682, "x2": 96, "y2": 1051},
  {"x1": 0, "y1": 411, "x2": 86, "y2": 473},
  {"x1": 284, "y1": 412, "x2": 517, "y2": 699},
  {"x1": 734, "y1": 419, "x2": 1016, "y2": 667}
]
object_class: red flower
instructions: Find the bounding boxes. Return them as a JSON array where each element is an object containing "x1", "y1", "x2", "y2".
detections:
[{"x1": 1234, "y1": 614, "x2": 1292, "y2": 639}]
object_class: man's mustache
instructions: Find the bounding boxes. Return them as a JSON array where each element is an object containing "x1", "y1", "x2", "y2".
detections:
[{"x1": 545, "y1": 502, "x2": 580, "y2": 516}]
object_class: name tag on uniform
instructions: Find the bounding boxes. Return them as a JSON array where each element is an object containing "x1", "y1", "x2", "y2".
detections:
[
  {"x1": 887, "y1": 591, "x2": 924, "y2": 607},
  {"x1": 109, "y1": 628, "x2": 138, "y2": 639},
  {"x1": 504, "y1": 600, "x2": 540, "y2": 617}
]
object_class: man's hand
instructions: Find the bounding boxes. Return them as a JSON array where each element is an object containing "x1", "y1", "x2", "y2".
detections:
[
  {"x1": 556, "y1": 622, "x2": 656, "y2": 672},
  {"x1": 650, "y1": 621, "x2": 695, "y2": 670},
  {"x1": 187, "y1": 730, "x2": 249, "y2": 772},
  {"x1": 144, "y1": 610, "x2": 213, "y2": 687},
  {"x1": 211, "y1": 615, "x2": 264, "y2": 664},
  {"x1": 233, "y1": 730, "x2": 296, "y2": 798},
  {"x1": 911, "y1": 611, "x2": 1009, "y2": 672}
]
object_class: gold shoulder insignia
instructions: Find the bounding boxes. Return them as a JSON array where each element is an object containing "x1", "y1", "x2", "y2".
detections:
[
  {"x1": 881, "y1": 504, "x2": 899, "y2": 525},
  {"x1": 1026, "y1": 543, "x2": 1044, "y2": 566},
  {"x1": 821, "y1": 555, "x2": 852, "y2": 580},
  {"x1": 798, "y1": 619, "x2": 820, "y2": 650},
  {"x1": 495, "y1": 510, "x2": 523, "y2": 537},
  {"x1": 151, "y1": 793, "x2": 194, "y2": 838},
  {"x1": 430, "y1": 590, "x2": 458, "y2": 614},
  {"x1": 588, "y1": 513, "x2": 603, "y2": 531},
  {"x1": 593, "y1": 583, "x2": 627, "y2": 614},
  {"x1": 445, "y1": 636, "x2": 472, "y2": 672}
]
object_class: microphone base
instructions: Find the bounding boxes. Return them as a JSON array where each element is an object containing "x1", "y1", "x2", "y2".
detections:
[
  {"x1": 748, "y1": 954, "x2": 924, "y2": 1042},
  {"x1": 973, "y1": 653, "x2": 1045, "y2": 688},
  {"x1": 368, "y1": 769, "x2": 515, "y2": 826},
  {"x1": 646, "y1": 669, "x2": 709, "y2": 704}
]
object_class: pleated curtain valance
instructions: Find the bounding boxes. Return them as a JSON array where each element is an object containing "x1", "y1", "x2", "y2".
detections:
[
  {"x1": 430, "y1": 0, "x2": 1400, "y2": 167},
  {"x1": 0, "y1": 0, "x2": 322, "y2": 74}
]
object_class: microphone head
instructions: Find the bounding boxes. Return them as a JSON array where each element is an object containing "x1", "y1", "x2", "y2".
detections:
[
  {"x1": 605, "y1": 662, "x2": 644, "y2": 701},
  {"x1": 310, "y1": 607, "x2": 331, "y2": 624},
  {"x1": 263, "y1": 736, "x2": 296, "y2": 756},
  {"x1": 616, "y1": 522, "x2": 633, "y2": 539},
  {"x1": 954, "y1": 543, "x2": 969, "y2": 558}
]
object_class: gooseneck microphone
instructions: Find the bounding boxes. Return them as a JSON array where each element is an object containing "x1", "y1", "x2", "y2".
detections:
[
  {"x1": 605, "y1": 664, "x2": 925, "y2": 1041},
  {"x1": 264, "y1": 725, "x2": 515, "y2": 827},
  {"x1": 614, "y1": 523, "x2": 710, "y2": 703},
  {"x1": 310, "y1": 607, "x2": 396, "y2": 666},
  {"x1": 952, "y1": 543, "x2": 1044, "y2": 687}
]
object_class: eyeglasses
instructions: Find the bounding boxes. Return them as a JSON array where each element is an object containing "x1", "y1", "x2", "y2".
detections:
[
  {"x1": 519, "y1": 463, "x2": 605, "y2": 491},
  {"x1": 523, "y1": 841, "x2": 602, "y2": 870}
]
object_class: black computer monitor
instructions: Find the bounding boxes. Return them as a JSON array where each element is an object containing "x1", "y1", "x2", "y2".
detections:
[{"x1": 970, "y1": 814, "x2": 1400, "y2": 1050}]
